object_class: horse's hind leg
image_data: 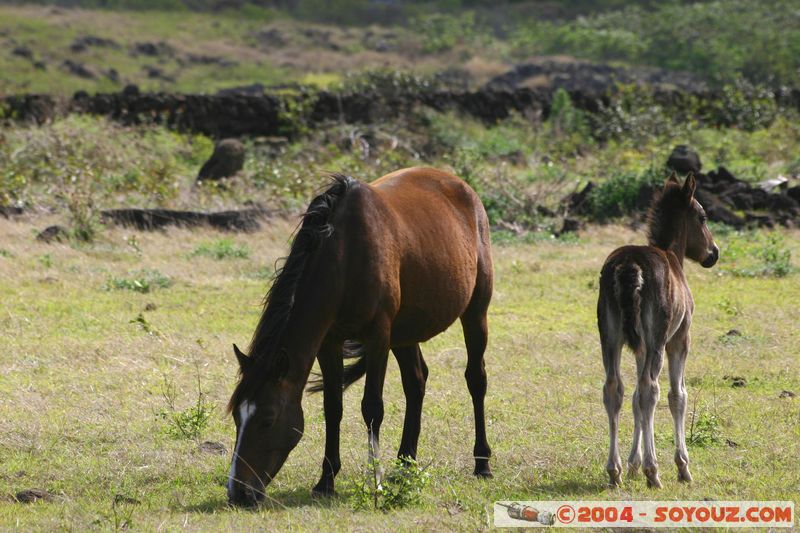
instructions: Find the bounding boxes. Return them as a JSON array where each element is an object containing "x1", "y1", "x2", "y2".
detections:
[
  {"x1": 599, "y1": 305, "x2": 624, "y2": 486},
  {"x1": 461, "y1": 304, "x2": 492, "y2": 478},
  {"x1": 666, "y1": 327, "x2": 692, "y2": 483},
  {"x1": 639, "y1": 343, "x2": 665, "y2": 489},
  {"x1": 312, "y1": 339, "x2": 344, "y2": 497},
  {"x1": 393, "y1": 344, "x2": 429, "y2": 462},
  {"x1": 360, "y1": 322, "x2": 392, "y2": 487},
  {"x1": 627, "y1": 354, "x2": 644, "y2": 478}
]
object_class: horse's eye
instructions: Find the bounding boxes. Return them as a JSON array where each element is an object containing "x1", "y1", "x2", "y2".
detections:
[
  {"x1": 261, "y1": 414, "x2": 277, "y2": 428},
  {"x1": 699, "y1": 214, "x2": 707, "y2": 224}
]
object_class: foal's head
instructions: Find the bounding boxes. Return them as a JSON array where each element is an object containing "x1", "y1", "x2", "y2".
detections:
[
  {"x1": 648, "y1": 174, "x2": 719, "y2": 267},
  {"x1": 226, "y1": 345, "x2": 304, "y2": 507}
]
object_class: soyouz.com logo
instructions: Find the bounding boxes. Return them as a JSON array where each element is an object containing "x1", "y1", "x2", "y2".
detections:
[{"x1": 493, "y1": 501, "x2": 794, "y2": 528}]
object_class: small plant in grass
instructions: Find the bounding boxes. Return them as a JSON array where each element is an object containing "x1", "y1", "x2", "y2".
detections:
[
  {"x1": 156, "y1": 372, "x2": 214, "y2": 441},
  {"x1": 687, "y1": 400, "x2": 722, "y2": 448},
  {"x1": 104, "y1": 269, "x2": 172, "y2": 293},
  {"x1": 347, "y1": 457, "x2": 430, "y2": 512},
  {"x1": 192, "y1": 238, "x2": 250, "y2": 260},
  {"x1": 0, "y1": 249, "x2": 12, "y2": 258}
]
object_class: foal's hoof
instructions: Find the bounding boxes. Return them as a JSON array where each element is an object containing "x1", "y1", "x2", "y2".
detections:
[
  {"x1": 677, "y1": 467, "x2": 693, "y2": 483},
  {"x1": 644, "y1": 468, "x2": 662, "y2": 489},
  {"x1": 607, "y1": 468, "x2": 622, "y2": 487}
]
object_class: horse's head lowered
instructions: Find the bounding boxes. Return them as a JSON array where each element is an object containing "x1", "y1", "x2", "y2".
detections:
[
  {"x1": 226, "y1": 344, "x2": 304, "y2": 507},
  {"x1": 650, "y1": 173, "x2": 719, "y2": 268}
]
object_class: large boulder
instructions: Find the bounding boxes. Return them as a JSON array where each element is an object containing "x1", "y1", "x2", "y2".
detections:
[
  {"x1": 197, "y1": 139, "x2": 245, "y2": 181},
  {"x1": 667, "y1": 145, "x2": 702, "y2": 175}
]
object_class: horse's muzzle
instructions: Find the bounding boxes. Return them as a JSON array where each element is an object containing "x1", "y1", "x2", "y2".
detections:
[
  {"x1": 701, "y1": 245, "x2": 719, "y2": 268},
  {"x1": 227, "y1": 479, "x2": 264, "y2": 508}
]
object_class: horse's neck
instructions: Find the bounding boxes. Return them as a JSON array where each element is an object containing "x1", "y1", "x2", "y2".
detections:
[
  {"x1": 281, "y1": 272, "x2": 338, "y2": 383},
  {"x1": 665, "y1": 222, "x2": 687, "y2": 268}
]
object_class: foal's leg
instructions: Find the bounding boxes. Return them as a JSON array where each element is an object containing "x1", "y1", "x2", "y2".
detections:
[
  {"x1": 312, "y1": 340, "x2": 344, "y2": 497},
  {"x1": 627, "y1": 353, "x2": 644, "y2": 478},
  {"x1": 600, "y1": 320, "x2": 624, "y2": 487},
  {"x1": 393, "y1": 344, "x2": 428, "y2": 462},
  {"x1": 666, "y1": 327, "x2": 692, "y2": 483},
  {"x1": 639, "y1": 344, "x2": 665, "y2": 489},
  {"x1": 361, "y1": 325, "x2": 391, "y2": 488},
  {"x1": 460, "y1": 308, "x2": 492, "y2": 478}
]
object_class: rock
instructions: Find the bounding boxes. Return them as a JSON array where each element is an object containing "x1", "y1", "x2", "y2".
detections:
[
  {"x1": 217, "y1": 83, "x2": 265, "y2": 97},
  {"x1": 100, "y1": 207, "x2": 268, "y2": 232},
  {"x1": 563, "y1": 181, "x2": 595, "y2": 216},
  {"x1": 144, "y1": 303, "x2": 157, "y2": 311},
  {"x1": 131, "y1": 41, "x2": 174, "y2": 57},
  {"x1": 70, "y1": 35, "x2": 120, "y2": 53},
  {"x1": 198, "y1": 441, "x2": 227, "y2": 455},
  {"x1": 15, "y1": 489, "x2": 53, "y2": 503},
  {"x1": 197, "y1": 139, "x2": 245, "y2": 181},
  {"x1": 787, "y1": 186, "x2": 800, "y2": 203},
  {"x1": 122, "y1": 84, "x2": 140, "y2": 97},
  {"x1": 724, "y1": 375, "x2": 747, "y2": 388},
  {"x1": 558, "y1": 217, "x2": 581, "y2": 235},
  {"x1": 36, "y1": 225, "x2": 68, "y2": 243},
  {"x1": 113, "y1": 494, "x2": 141, "y2": 505},
  {"x1": 724, "y1": 329, "x2": 742, "y2": 337},
  {"x1": 142, "y1": 65, "x2": 174, "y2": 82},
  {"x1": 667, "y1": 145, "x2": 702, "y2": 175},
  {"x1": 61, "y1": 59, "x2": 98, "y2": 79},
  {"x1": 779, "y1": 390, "x2": 796, "y2": 399},
  {"x1": 0, "y1": 205, "x2": 24, "y2": 218},
  {"x1": 11, "y1": 45, "x2": 34, "y2": 60}
]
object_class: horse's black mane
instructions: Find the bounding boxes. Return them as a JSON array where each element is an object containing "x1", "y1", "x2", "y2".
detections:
[
  {"x1": 228, "y1": 174, "x2": 355, "y2": 412},
  {"x1": 647, "y1": 179, "x2": 687, "y2": 250}
]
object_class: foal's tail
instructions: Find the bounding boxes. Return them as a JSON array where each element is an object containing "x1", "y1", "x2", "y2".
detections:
[
  {"x1": 614, "y1": 263, "x2": 644, "y2": 353},
  {"x1": 306, "y1": 341, "x2": 367, "y2": 393}
]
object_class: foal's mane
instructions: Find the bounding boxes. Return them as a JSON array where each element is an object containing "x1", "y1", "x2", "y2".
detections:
[
  {"x1": 646, "y1": 178, "x2": 688, "y2": 250},
  {"x1": 228, "y1": 174, "x2": 355, "y2": 412}
]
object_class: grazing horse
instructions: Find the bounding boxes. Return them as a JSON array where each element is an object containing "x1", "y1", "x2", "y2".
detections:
[
  {"x1": 597, "y1": 174, "x2": 719, "y2": 489},
  {"x1": 226, "y1": 167, "x2": 493, "y2": 506}
]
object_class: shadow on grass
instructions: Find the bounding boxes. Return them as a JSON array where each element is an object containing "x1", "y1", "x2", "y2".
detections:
[
  {"x1": 182, "y1": 489, "x2": 343, "y2": 514},
  {"x1": 525, "y1": 476, "x2": 609, "y2": 497}
]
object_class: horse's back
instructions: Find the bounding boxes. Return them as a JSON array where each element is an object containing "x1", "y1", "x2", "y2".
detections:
[{"x1": 338, "y1": 167, "x2": 491, "y2": 345}]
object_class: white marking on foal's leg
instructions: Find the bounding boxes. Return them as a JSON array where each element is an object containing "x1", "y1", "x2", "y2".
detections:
[{"x1": 228, "y1": 400, "x2": 256, "y2": 494}]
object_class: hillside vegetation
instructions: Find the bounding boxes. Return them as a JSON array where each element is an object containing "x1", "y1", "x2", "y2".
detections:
[{"x1": 1, "y1": 0, "x2": 799, "y2": 95}]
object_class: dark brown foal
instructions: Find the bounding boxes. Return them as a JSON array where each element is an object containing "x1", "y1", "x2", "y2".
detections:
[{"x1": 597, "y1": 174, "x2": 719, "y2": 489}]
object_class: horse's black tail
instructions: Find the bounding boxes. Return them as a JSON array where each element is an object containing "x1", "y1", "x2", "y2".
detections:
[
  {"x1": 614, "y1": 263, "x2": 644, "y2": 353},
  {"x1": 306, "y1": 341, "x2": 368, "y2": 394}
]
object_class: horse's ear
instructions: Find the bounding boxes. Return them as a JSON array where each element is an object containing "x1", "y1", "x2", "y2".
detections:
[
  {"x1": 682, "y1": 172, "x2": 697, "y2": 200},
  {"x1": 233, "y1": 344, "x2": 250, "y2": 371}
]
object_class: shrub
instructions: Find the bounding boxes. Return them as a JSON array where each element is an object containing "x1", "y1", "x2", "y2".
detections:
[
  {"x1": 156, "y1": 373, "x2": 214, "y2": 441},
  {"x1": 587, "y1": 166, "x2": 665, "y2": 220},
  {"x1": 347, "y1": 458, "x2": 430, "y2": 511},
  {"x1": 722, "y1": 231, "x2": 793, "y2": 278}
]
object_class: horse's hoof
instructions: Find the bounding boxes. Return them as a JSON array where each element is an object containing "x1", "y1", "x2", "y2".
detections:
[
  {"x1": 677, "y1": 468, "x2": 693, "y2": 483},
  {"x1": 311, "y1": 482, "x2": 335, "y2": 498},
  {"x1": 474, "y1": 468, "x2": 493, "y2": 479},
  {"x1": 627, "y1": 464, "x2": 641, "y2": 479}
]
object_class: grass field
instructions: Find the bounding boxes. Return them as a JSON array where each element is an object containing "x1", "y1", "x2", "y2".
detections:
[{"x1": 1, "y1": 215, "x2": 798, "y2": 530}]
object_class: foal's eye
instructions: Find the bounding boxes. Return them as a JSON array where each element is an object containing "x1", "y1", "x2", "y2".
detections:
[{"x1": 699, "y1": 214, "x2": 707, "y2": 224}]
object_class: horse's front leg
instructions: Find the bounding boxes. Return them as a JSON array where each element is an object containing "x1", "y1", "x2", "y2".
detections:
[{"x1": 312, "y1": 341, "x2": 344, "y2": 497}]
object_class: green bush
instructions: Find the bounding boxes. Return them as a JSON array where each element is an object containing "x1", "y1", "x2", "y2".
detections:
[
  {"x1": 722, "y1": 231, "x2": 793, "y2": 278},
  {"x1": 347, "y1": 458, "x2": 430, "y2": 511},
  {"x1": 587, "y1": 166, "x2": 665, "y2": 221}
]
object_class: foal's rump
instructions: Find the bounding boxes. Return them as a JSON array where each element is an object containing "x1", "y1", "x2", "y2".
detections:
[{"x1": 598, "y1": 246, "x2": 673, "y2": 353}]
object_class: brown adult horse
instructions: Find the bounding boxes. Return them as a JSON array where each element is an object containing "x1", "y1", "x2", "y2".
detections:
[
  {"x1": 597, "y1": 174, "x2": 718, "y2": 489},
  {"x1": 226, "y1": 167, "x2": 493, "y2": 506}
]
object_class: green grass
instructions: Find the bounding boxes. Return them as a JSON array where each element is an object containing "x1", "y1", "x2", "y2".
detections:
[{"x1": 1, "y1": 218, "x2": 798, "y2": 530}]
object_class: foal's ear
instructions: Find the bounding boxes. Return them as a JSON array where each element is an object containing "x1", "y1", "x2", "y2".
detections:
[
  {"x1": 233, "y1": 344, "x2": 251, "y2": 371},
  {"x1": 665, "y1": 171, "x2": 680, "y2": 187},
  {"x1": 682, "y1": 172, "x2": 697, "y2": 200}
]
